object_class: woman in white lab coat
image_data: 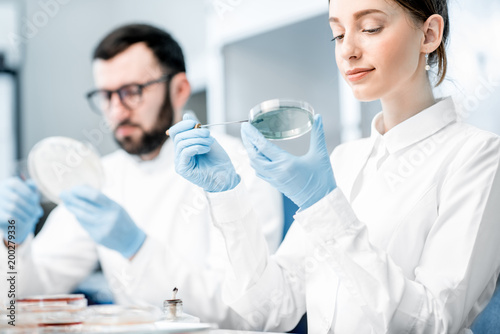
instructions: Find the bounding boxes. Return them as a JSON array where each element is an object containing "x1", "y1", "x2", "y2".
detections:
[{"x1": 168, "y1": 0, "x2": 500, "y2": 332}]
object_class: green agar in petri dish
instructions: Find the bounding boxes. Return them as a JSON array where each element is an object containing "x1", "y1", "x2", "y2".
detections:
[{"x1": 250, "y1": 106, "x2": 314, "y2": 140}]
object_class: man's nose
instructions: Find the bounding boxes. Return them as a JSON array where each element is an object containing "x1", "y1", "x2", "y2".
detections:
[{"x1": 108, "y1": 92, "x2": 131, "y2": 122}]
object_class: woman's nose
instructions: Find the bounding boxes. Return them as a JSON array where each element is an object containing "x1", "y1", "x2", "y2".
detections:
[{"x1": 339, "y1": 33, "x2": 361, "y2": 61}]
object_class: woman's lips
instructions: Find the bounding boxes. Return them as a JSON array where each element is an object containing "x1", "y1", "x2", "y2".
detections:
[{"x1": 346, "y1": 68, "x2": 375, "y2": 82}]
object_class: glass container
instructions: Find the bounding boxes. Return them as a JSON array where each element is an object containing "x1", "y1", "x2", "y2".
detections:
[{"x1": 249, "y1": 99, "x2": 314, "y2": 140}]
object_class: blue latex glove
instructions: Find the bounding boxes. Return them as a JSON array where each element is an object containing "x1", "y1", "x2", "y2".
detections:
[
  {"x1": 59, "y1": 186, "x2": 146, "y2": 259},
  {"x1": 0, "y1": 177, "x2": 43, "y2": 244},
  {"x1": 241, "y1": 114, "x2": 336, "y2": 210},
  {"x1": 168, "y1": 114, "x2": 240, "y2": 192}
]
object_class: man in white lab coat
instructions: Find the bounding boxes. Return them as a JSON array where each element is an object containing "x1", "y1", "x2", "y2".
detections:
[{"x1": 0, "y1": 24, "x2": 283, "y2": 328}]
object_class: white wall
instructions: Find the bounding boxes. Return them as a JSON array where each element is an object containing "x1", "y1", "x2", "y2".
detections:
[
  {"x1": 206, "y1": 0, "x2": 326, "y2": 46},
  {"x1": 439, "y1": 0, "x2": 500, "y2": 134},
  {"x1": 0, "y1": 74, "x2": 16, "y2": 179}
]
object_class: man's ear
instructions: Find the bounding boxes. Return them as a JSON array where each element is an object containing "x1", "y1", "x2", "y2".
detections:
[
  {"x1": 169, "y1": 72, "x2": 191, "y2": 121},
  {"x1": 421, "y1": 14, "x2": 444, "y2": 54}
]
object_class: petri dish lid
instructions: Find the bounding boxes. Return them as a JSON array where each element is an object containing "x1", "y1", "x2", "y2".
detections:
[
  {"x1": 249, "y1": 99, "x2": 315, "y2": 140},
  {"x1": 17, "y1": 294, "x2": 88, "y2": 312},
  {"x1": 27, "y1": 137, "x2": 105, "y2": 204},
  {"x1": 17, "y1": 294, "x2": 86, "y2": 304},
  {"x1": 0, "y1": 322, "x2": 39, "y2": 333}
]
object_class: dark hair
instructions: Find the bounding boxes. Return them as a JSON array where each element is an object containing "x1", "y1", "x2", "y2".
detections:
[
  {"x1": 328, "y1": 0, "x2": 449, "y2": 86},
  {"x1": 92, "y1": 23, "x2": 186, "y2": 74}
]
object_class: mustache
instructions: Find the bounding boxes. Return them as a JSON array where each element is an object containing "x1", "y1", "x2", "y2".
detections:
[{"x1": 114, "y1": 120, "x2": 143, "y2": 131}]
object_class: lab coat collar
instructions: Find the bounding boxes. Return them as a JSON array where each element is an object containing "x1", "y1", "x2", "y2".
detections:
[{"x1": 370, "y1": 97, "x2": 457, "y2": 154}]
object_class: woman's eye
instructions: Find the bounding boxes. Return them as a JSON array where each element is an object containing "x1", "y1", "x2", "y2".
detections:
[
  {"x1": 331, "y1": 34, "x2": 344, "y2": 42},
  {"x1": 362, "y1": 27, "x2": 382, "y2": 34}
]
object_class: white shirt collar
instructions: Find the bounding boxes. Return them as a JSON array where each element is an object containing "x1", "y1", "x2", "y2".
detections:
[{"x1": 370, "y1": 97, "x2": 457, "y2": 154}]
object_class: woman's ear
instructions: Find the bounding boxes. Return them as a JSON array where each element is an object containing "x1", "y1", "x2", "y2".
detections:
[{"x1": 421, "y1": 14, "x2": 444, "y2": 54}]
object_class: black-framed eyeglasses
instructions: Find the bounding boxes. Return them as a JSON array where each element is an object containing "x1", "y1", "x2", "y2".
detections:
[{"x1": 86, "y1": 73, "x2": 174, "y2": 115}]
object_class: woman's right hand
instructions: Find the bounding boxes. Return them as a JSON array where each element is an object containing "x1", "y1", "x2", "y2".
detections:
[
  {"x1": 241, "y1": 114, "x2": 336, "y2": 210},
  {"x1": 0, "y1": 177, "x2": 43, "y2": 244},
  {"x1": 168, "y1": 115, "x2": 241, "y2": 193}
]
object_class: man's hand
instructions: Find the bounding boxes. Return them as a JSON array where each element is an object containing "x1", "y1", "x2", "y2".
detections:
[{"x1": 60, "y1": 186, "x2": 146, "y2": 259}]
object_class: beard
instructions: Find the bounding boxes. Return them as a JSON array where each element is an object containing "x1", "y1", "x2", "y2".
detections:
[{"x1": 113, "y1": 90, "x2": 174, "y2": 156}]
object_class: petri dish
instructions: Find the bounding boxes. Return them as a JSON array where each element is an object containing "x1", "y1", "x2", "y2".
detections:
[
  {"x1": 249, "y1": 99, "x2": 314, "y2": 140},
  {"x1": 0, "y1": 323, "x2": 39, "y2": 334},
  {"x1": 0, "y1": 303, "x2": 39, "y2": 334},
  {"x1": 17, "y1": 294, "x2": 87, "y2": 308},
  {"x1": 17, "y1": 294, "x2": 87, "y2": 331},
  {"x1": 27, "y1": 137, "x2": 105, "y2": 204}
]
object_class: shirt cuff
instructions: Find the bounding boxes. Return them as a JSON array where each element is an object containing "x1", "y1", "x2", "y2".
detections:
[{"x1": 205, "y1": 181, "x2": 253, "y2": 224}]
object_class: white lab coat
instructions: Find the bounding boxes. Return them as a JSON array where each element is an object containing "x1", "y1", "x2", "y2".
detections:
[
  {"x1": 0, "y1": 133, "x2": 283, "y2": 328},
  {"x1": 206, "y1": 98, "x2": 500, "y2": 333}
]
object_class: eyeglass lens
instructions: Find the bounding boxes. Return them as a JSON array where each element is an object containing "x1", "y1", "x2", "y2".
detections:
[{"x1": 90, "y1": 85, "x2": 143, "y2": 113}]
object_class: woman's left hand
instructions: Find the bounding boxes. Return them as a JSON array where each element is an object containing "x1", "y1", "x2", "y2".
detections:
[{"x1": 241, "y1": 114, "x2": 336, "y2": 210}]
